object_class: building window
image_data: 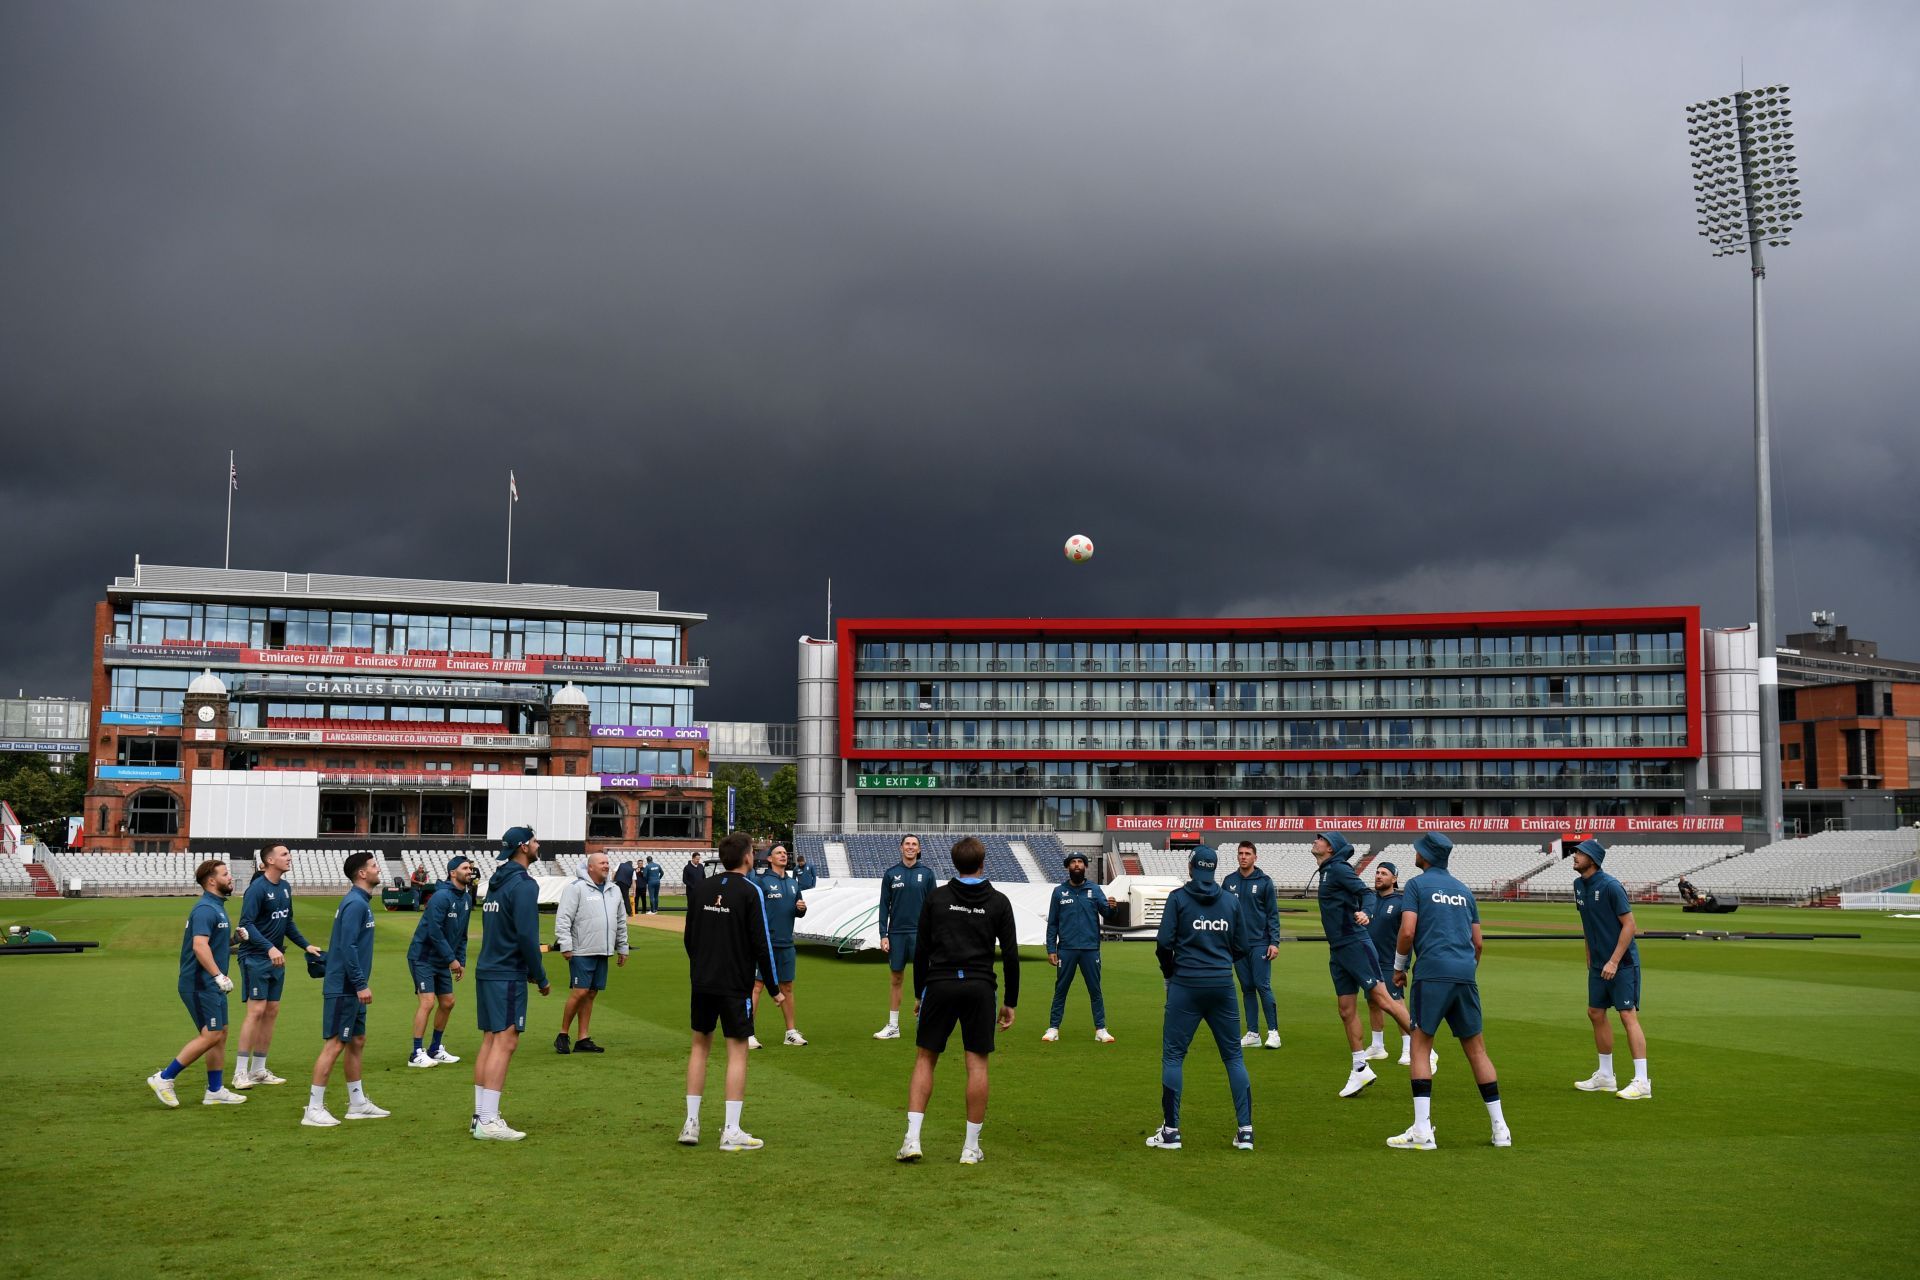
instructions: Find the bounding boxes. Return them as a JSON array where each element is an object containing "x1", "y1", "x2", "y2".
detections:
[
  {"x1": 126, "y1": 789, "x2": 181, "y2": 836},
  {"x1": 636, "y1": 800, "x2": 702, "y2": 839},
  {"x1": 117, "y1": 737, "x2": 180, "y2": 768},
  {"x1": 1784, "y1": 743, "x2": 1801, "y2": 761},
  {"x1": 371, "y1": 795, "x2": 407, "y2": 834},
  {"x1": 321, "y1": 794, "x2": 358, "y2": 834},
  {"x1": 588, "y1": 797, "x2": 625, "y2": 839},
  {"x1": 421, "y1": 797, "x2": 456, "y2": 836}
]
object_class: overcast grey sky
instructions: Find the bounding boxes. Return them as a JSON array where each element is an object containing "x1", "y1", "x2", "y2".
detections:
[{"x1": 2, "y1": 1, "x2": 1914, "y2": 720}]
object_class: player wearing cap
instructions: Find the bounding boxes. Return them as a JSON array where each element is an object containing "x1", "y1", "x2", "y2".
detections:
[
  {"x1": 895, "y1": 836, "x2": 1019, "y2": 1165},
  {"x1": 232, "y1": 843, "x2": 322, "y2": 1089},
  {"x1": 1311, "y1": 832, "x2": 1429, "y2": 1099},
  {"x1": 1145, "y1": 845, "x2": 1254, "y2": 1152},
  {"x1": 302, "y1": 851, "x2": 389, "y2": 1127},
  {"x1": 406, "y1": 855, "x2": 477, "y2": 1069},
  {"x1": 749, "y1": 845, "x2": 809, "y2": 1047},
  {"x1": 1362, "y1": 860, "x2": 1410, "y2": 1065},
  {"x1": 1042, "y1": 851, "x2": 1118, "y2": 1043},
  {"x1": 1385, "y1": 833, "x2": 1510, "y2": 1150},
  {"x1": 1567, "y1": 836, "x2": 1651, "y2": 1100},
  {"x1": 471, "y1": 826, "x2": 552, "y2": 1141},
  {"x1": 146, "y1": 859, "x2": 248, "y2": 1108},
  {"x1": 1222, "y1": 840, "x2": 1282, "y2": 1050},
  {"x1": 873, "y1": 834, "x2": 938, "y2": 1040},
  {"x1": 681, "y1": 831, "x2": 783, "y2": 1151}
]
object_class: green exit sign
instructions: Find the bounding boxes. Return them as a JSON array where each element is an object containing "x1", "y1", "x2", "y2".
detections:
[{"x1": 858, "y1": 774, "x2": 938, "y2": 790}]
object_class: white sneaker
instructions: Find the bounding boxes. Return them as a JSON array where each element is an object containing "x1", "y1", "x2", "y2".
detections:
[
  {"x1": 677, "y1": 1118, "x2": 700, "y2": 1146},
  {"x1": 1233, "y1": 1126, "x2": 1255, "y2": 1151},
  {"x1": 1239, "y1": 1032, "x2": 1260, "y2": 1048},
  {"x1": 1362, "y1": 1045, "x2": 1389, "y2": 1061},
  {"x1": 301, "y1": 1106, "x2": 340, "y2": 1128},
  {"x1": 345, "y1": 1098, "x2": 390, "y2": 1119},
  {"x1": 783, "y1": 1030, "x2": 807, "y2": 1046},
  {"x1": 250, "y1": 1068, "x2": 287, "y2": 1085},
  {"x1": 473, "y1": 1117, "x2": 524, "y2": 1141},
  {"x1": 1396, "y1": 1043, "x2": 1412, "y2": 1067},
  {"x1": 747, "y1": 1035, "x2": 763, "y2": 1050},
  {"x1": 407, "y1": 1050, "x2": 437, "y2": 1069},
  {"x1": 896, "y1": 1138, "x2": 922, "y2": 1162},
  {"x1": 1094, "y1": 1028, "x2": 1116, "y2": 1044},
  {"x1": 230, "y1": 1071, "x2": 254, "y2": 1090},
  {"x1": 1386, "y1": 1124, "x2": 1437, "y2": 1150},
  {"x1": 1616, "y1": 1078, "x2": 1653, "y2": 1101},
  {"x1": 1491, "y1": 1123, "x2": 1513, "y2": 1148},
  {"x1": 1339, "y1": 1064, "x2": 1378, "y2": 1098},
  {"x1": 1263, "y1": 1030, "x2": 1282, "y2": 1050},
  {"x1": 429, "y1": 1046, "x2": 460, "y2": 1064},
  {"x1": 719, "y1": 1127, "x2": 764, "y2": 1152},
  {"x1": 1041, "y1": 1026, "x2": 1060, "y2": 1042},
  {"x1": 873, "y1": 1024, "x2": 901, "y2": 1040},
  {"x1": 959, "y1": 1145, "x2": 984, "y2": 1165},
  {"x1": 1574, "y1": 1071, "x2": 1618, "y2": 1092},
  {"x1": 146, "y1": 1073, "x2": 179, "y2": 1108},
  {"x1": 1145, "y1": 1126, "x2": 1182, "y2": 1149},
  {"x1": 203, "y1": 1087, "x2": 249, "y2": 1105}
]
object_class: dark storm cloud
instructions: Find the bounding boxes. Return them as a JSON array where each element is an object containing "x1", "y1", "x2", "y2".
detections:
[{"x1": 2, "y1": 1, "x2": 1916, "y2": 719}]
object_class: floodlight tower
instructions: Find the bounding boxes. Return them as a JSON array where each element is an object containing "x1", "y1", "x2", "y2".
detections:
[{"x1": 1687, "y1": 83, "x2": 1801, "y2": 843}]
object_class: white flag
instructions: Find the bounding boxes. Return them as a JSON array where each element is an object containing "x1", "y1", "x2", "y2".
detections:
[
  {"x1": 509, "y1": 470, "x2": 519, "y2": 502},
  {"x1": 230, "y1": 455, "x2": 238, "y2": 491}
]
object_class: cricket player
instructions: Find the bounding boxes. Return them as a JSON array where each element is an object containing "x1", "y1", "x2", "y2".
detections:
[
  {"x1": 1362, "y1": 860, "x2": 1409, "y2": 1065},
  {"x1": 1222, "y1": 840, "x2": 1281, "y2": 1049},
  {"x1": 873, "y1": 834, "x2": 937, "y2": 1040},
  {"x1": 472, "y1": 826, "x2": 552, "y2": 1140},
  {"x1": 146, "y1": 859, "x2": 247, "y2": 1108},
  {"x1": 750, "y1": 845, "x2": 809, "y2": 1047},
  {"x1": 1568, "y1": 835, "x2": 1652, "y2": 1100},
  {"x1": 1042, "y1": 852, "x2": 1117, "y2": 1043},
  {"x1": 1311, "y1": 831, "x2": 1429, "y2": 1098},
  {"x1": 301, "y1": 851, "x2": 389, "y2": 1127},
  {"x1": 232, "y1": 843, "x2": 321, "y2": 1088},
  {"x1": 406, "y1": 855, "x2": 476, "y2": 1068},
  {"x1": 1146, "y1": 845, "x2": 1254, "y2": 1152}
]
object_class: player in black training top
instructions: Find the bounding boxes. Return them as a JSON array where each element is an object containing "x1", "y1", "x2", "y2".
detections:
[{"x1": 679, "y1": 831, "x2": 781, "y2": 1152}]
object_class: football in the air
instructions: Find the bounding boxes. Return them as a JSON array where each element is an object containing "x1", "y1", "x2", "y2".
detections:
[{"x1": 1064, "y1": 534, "x2": 1094, "y2": 563}]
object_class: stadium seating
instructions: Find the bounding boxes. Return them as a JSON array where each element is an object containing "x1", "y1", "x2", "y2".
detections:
[
  {"x1": 783, "y1": 834, "x2": 1078, "y2": 884},
  {"x1": 1370, "y1": 843, "x2": 1557, "y2": 898},
  {"x1": 1520, "y1": 844, "x2": 1742, "y2": 898},
  {"x1": 0, "y1": 856, "x2": 36, "y2": 891},
  {"x1": 1676, "y1": 830, "x2": 1920, "y2": 903}
]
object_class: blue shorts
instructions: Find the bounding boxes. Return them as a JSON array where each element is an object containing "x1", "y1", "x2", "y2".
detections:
[
  {"x1": 887, "y1": 931, "x2": 917, "y2": 973},
  {"x1": 241, "y1": 956, "x2": 286, "y2": 1003},
  {"x1": 768, "y1": 945, "x2": 796, "y2": 986},
  {"x1": 321, "y1": 994, "x2": 367, "y2": 1042},
  {"x1": 568, "y1": 955, "x2": 609, "y2": 991},
  {"x1": 1588, "y1": 966, "x2": 1642, "y2": 1013},
  {"x1": 410, "y1": 961, "x2": 453, "y2": 996},
  {"x1": 1410, "y1": 979, "x2": 1483, "y2": 1039},
  {"x1": 1328, "y1": 939, "x2": 1384, "y2": 997},
  {"x1": 180, "y1": 986, "x2": 228, "y2": 1034},
  {"x1": 477, "y1": 978, "x2": 528, "y2": 1033}
]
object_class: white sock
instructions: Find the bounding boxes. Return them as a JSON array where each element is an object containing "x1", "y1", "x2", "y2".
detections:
[
  {"x1": 1598, "y1": 1052, "x2": 1614, "y2": 1077},
  {"x1": 1633, "y1": 1058, "x2": 1649, "y2": 1084},
  {"x1": 347, "y1": 1080, "x2": 366, "y2": 1105},
  {"x1": 308, "y1": 1085, "x2": 326, "y2": 1110},
  {"x1": 1351, "y1": 1050, "x2": 1367, "y2": 1070},
  {"x1": 254, "y1": 1054, "x2": 267, "y2": 1075},
  {"x1": 964, "y1": 1120, "x2": 983, "y2": 1149},
  {"x1": 686, "y1": 1094, "x2": 701, "y2": 1123},
  {"x1": 906, "y1": 1111, "x2": 924, "y2": 1143},
  {"x1": 888, "y1": 1011, "x2": 899, "y2": 1028},
  {"x1": 1486, "y1": 1098, "x2": 1506, "y2": 1128},
  {"x1": 478, "y1": 1088, "x2": 501, "y2": 1124},
  {"x1": 1370, "y1": 1031, "x2": 1384, "y2": 1051},
  {"x1": 724, "y1": 1100, "x2": 743, "y2": 1130},
  {"x1": 236, "y1": 1052, "x2": 252, "y2": 1075},
  {"x1": 1412, "y1": 1096, "x2": 1431, "y2": 1129}
]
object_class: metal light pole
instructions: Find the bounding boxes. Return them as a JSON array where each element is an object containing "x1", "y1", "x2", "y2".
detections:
[{"x1": 1688, "y1": 83, "x2": 1801, "y2": 843}]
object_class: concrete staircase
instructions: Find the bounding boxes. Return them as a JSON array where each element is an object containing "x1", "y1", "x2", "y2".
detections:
[{"x1": 25, "y1": 863, "x2": 60, "y2": 897}]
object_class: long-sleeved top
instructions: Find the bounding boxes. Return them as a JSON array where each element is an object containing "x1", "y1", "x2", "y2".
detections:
[
  {"x1": 477, "y1": 860, "x2": 548, "y2": 987},
  {"x1": 177, "y1": 891, "x2": 231, "y2": 991},
  {"x1": 878, "y1": 861, "x2": 938, "y2": 935},
  {"x1": 236, "y1": 873, "x2": 311, "y2": 959},
  {"x1": 406, "y1": 879, "x2": 472, "y2": 969},
  {"x1": 749, "y1": 868, "x2": 805, "y2": 948},
  {"x1": 322, "y1": 885, "x2": 376, "y2": 996},
  {"x1": 1315, "y1": 857, "x2": 1371, "y2": 947},
  {"x1": 644, "y1": 862, "x2": 664, "y2": 888},
  {"x1": 795, "y1": 864, "x2": 818, "y2": 892},
  {"x1": 1155, "y1": 878, "x2": 1248, "y2": 987},
  {"x1": 1045, "y1": 881, "x2": 1114, "y2": 952},
  {"x1": 1363, "y1": 887, "x2": 1405, "y2": 961},
  {"x1": 912, "y1": 878, "x2": 1020, "y2": 1007},
  {"x1": 682, "y1": 859, "x2": 705, "y2": 890},
  {"x1": 555, "y1": 869, "x2": 630, "y2": 957},
  {"x1": 613, "y1": 861, "x2": 635, "y2": 893},
  {"x1": 1222, "y1": 867, "x2": 1280, "y2": 949},
  {"x1": 684, "y1": 871, "x2": 777, "y2": 994}
]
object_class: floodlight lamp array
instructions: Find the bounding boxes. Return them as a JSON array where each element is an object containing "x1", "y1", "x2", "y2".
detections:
[{"x1": 1686, "y1": 84, "x2": 1802, "y2": 257}]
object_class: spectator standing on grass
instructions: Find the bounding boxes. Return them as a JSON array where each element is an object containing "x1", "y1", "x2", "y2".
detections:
[
  {"x1": 555, "y1": 851, "x2": 629, "y2": 1055},
  {"x1": 614, "y1": 857, "x2": 637, "y2": 917},
  {"x1": 645, "y1": 856, "x2": 664, "y2": 913},
  {"x1": 682, "y1": 850, "x2": 705, "y2": 909},
  {"x1": 147, "y1": 859, "x2": 247, "y2": 1109}
]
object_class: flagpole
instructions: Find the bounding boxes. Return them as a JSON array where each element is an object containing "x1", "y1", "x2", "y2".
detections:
[
  {"x1": 225, "y1": 450, "x2": 234, "y2": 570},
  {"x1": 506, "y1": 473, "x2": 514, "y2": 583}
]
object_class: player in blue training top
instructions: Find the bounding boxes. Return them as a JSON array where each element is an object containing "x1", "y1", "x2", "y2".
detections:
[
  {"x1": 1567, "y1": 835, "x2": 1652, "y2": 1100},
  {"x1": 644, "y1": 856, "x2": 665, "y2": 913},
  {"x1": 1147, "y1": 846, "x2": 1254, "y2": 1152},
  {"x1": 471, "y1": 826, "x2": 551, "y2": 1141},
  {"x1": 301, "y1": 851, "x2": 389, "y2": 1127},
  {"x1": 1362, "y1": 860, "x2": 1411, "y2": 1066},
  {"x1": 750, "y1": 845, "x2": 809, "y2": 1047},
  {"x1": 872, "y1": 834, "x2": 937, "y2": 1040},
  {"x1": 406, "y1": 855, "x2": 477, "y2": 1069},
  {"x1": 147, "y1": 859, "x2": 248, "y2": 1108},
  {"x1": 1385, "y1": 833, "x2": 1511, "y2": 1150},
  {"x1": 1311, "y1": 832, "x2": 1427, "y2": 1099},
  {"x1": 1222, "y1": 840, "x2": 1282, "y2": 1050},
  {"x1": 232, "y1": 843, "x2": 321, "y2": 1089},
  {"x1": 1043, "y1": 851, "x2": 1118, "y2": 1043}
]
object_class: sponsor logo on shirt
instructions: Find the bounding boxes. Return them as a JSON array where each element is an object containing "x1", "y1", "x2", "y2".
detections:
[
  {"x1": 1192, "y1": 918, "x2": 1233, "y2": 932},
  {"x1": 1429, "y1": 892, "x2": 1468, "y2": 907},
  {"x1": 948, "y1": 904, "x2": 985, "y2": 915},
  {"x1": 703, "y1": 902, "x2": 731, "y2": 915}
]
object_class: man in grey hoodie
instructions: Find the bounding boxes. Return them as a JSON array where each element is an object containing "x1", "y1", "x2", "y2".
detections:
[{"x1": 554, "y1": 851, "x2": 629, "y2": 1055}]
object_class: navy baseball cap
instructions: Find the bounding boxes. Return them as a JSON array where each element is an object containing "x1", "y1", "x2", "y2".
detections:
[
  {"x1": 502, "y1": 826, "x2": 536, "y2": 855},
  {"x1": 1187, "y1": 845, "x2": 1219, "y2": 884},
  {"x1": 1064, "y1": 852, "x2": 1088, "y2": 867},
  {"x1": 1376, "y1": 860, "x2": 1399, "y2": 877},
  {"x1": 446, "y1": 855, "x2": 474, "y2": 876}
]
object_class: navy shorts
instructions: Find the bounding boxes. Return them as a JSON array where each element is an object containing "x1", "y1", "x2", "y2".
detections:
[
  {"x1": 411, "y1": 961, "x2": 453, "y2": 997},
  {"x1": 180, "y1": 986, "x2": 228, "y2": 1033},
  {"x1": 768, "y1": 946, "x2": 797, "y2": 986},
  {"x1": 692, "y1": 988, "x2": 754, "y2": 1041},
  {"x1": 568, "y1": 955, "x2": 609, "y2": 991},
  {"x1": 1588, "y1": 966, "x2": 1642, "y2": 1013},
  {"x1": 1410, "y1": 979, "x2": 1483, "y2": 1039},
  {"x1": 241, "y1": 956, "x2": 286, "y2": 1003},
  {"x1": 887, "y1": 931, "x2": 917, "y2": 973},
  {"x1": 1328, "y1": 939, "x2": 1384, "y2": 997},
  {"x1": 321, "y1": 993, "x2": 367, "y2": 1042},
  {"x1": 476, "y1": 978, "x2": 528, "y2": 1033}
]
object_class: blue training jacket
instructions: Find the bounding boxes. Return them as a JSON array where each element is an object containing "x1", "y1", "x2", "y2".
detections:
[
  {"x1": 236, "y1": 873, "x2": 311, "y2": 958},
  {"x1": 477, "y1": 860, "x2": 548, "y2": 987},
  {"x1": 1155, "y1": 878, "x2": 1248, "y2": 987},
  {"x1": 1316, "y1": 858, "x2": 1371, "y2": 945},
  {"x1": 1046, "y1": 881, "x2": 1114, "y2": 952},
  {"x1": 321, "y1": 885, "x2": 376, "y2": 996},
  {"x1": 406, "y1": 879, "x2": 472, "y2": 968},
  {"x1": 1222, "y1": 866, "x2": 1280, "y2": 949}
]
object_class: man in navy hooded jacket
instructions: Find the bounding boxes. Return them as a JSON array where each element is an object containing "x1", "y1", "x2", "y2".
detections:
[
  {"x1": 1043, "y1": 852, "x2": 1117, "y2": 1043},
  {"x1": 406, "y1": 854, "x2": 477, "y2": 1069},
  {"x1": 1222, "y1": 840, "x2": 1282, "y2": 1050},
  {"x1": 1146, "y1": 846, "x2": 1254, "y2": 1152},
  {"x1": 471, "y1": 827, "x2": 551, "y2": 1141},
  {"x1": 1312, "y1": 831, "x2": 1424, "y2": 1100}
]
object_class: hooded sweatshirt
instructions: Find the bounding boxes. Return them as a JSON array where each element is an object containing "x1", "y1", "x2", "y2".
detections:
[
  {"x1": 407, "y1": 879, "x2": 472, "y2": 969},
  {"x1": 1222, "y1": 864, "x2": 1280, "y2": 949},
  {"x1": 1315, "y1": 848, "x2": 1371, "y2": 946},
  {"x1": 1046, "y1": 878, "x2": 1115, "y2": 952},
  {"x1": 912, "y1": 878, "x2": 1021, "y2": 1007},
  {"x1": 749, "y1": 867, "x2": 805, "y2": 948},
  {"x1": 1155, "y1": 862, "x2": 1248, "y2": 987},
  {"x1": 555, "y1": 867, "x2": 630, "y2": 958},
  {"x1": 477, "y1": 859, "x2": 548, "y2": 987}
]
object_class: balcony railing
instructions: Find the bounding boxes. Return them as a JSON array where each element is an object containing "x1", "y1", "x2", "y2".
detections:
[
  {"x1": 854, "y1": 648, "x2": 1685, "y2": 675},
  {"x1": 850, "y1": 731, "x2": 1690, "y2": 752},
  {"x1": 844, "y1": 771, "x2": 1686, "y2": 793},
  {"x1": 853, "y1": 693, "x2": 1687, "y2": 715}
]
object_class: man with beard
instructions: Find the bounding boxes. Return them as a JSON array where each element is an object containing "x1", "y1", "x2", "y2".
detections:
[
  {"x1": 146, "y1": 859, "x2": 248, "y2": 1108},
  {"x1": 1042, "y1": 852, "x2": 1117, "y2": 1043}
]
